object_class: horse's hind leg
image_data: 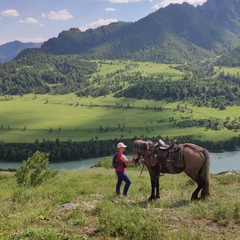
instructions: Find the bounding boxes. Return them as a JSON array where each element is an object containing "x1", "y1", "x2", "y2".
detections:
[
  {"x1": 185, "y1": 171, "x2": 205, "y2": 200},
  {"x1": 200, "y1": 184, "x2": 210, "y2": 199},
  {"x1": 191, "y1": 178, "x2": 205, "y2": 200}
]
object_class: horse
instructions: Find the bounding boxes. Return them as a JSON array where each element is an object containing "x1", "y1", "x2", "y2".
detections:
[{"x1": 133, "y1": 139, "x2": 211, "y2": 201}]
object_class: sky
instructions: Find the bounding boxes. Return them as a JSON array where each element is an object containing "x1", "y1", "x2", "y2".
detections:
[{"x1": 0, "y1": 0, "x2": 207, "y2": 45}]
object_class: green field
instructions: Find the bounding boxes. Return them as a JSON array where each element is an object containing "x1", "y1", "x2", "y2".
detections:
[
  {"x1": 214, "y1": 66, "x2": 240, "y2": 76},
  {"x1": 0, "y1": 93, "x2": 239, "y2": 143},
  {"x1": 0, "y1": 60, "x2": 240, "y2": 143},
  {"x1": 95, "y1": 60, "x2": 183, "y2": 79}
]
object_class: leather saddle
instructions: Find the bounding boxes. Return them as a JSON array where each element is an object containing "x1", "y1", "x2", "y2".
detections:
[
  {"x1": 153, "y1": 139, "x2": 181, "y2": 164},
  {"x1": 158, "y1": 139, "x2": 178, "y2": 150}
]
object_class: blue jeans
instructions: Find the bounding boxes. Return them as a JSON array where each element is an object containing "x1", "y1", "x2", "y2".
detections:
[{"x1": 116, "y1": 171, "x2": 131, "y2": 196}]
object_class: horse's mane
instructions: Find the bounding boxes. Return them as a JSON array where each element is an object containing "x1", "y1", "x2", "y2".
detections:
[{"x1": 132, "y1": 140, "x2": 154, "y2": 153}]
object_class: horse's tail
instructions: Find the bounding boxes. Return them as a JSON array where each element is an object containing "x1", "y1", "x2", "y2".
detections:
[{"x1": 200, "y1": 149, "x2": 211, "y2": 198}]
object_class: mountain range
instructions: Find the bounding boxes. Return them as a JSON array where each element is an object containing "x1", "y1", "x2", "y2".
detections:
[
  {"x1": 0, "y1": 41, "x2": 42, "y2": 63},
  {"x1": 1, "y1": 0, "x2": 240, "y2": 64},
  {"x1": 40, "y1": 0, "x2": 240, "y2": 63},
  {"x1": 1, "y1": 0, "x2": 240, "y2": 100}
]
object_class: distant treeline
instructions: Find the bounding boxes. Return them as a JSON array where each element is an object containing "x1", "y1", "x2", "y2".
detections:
[
  {"x1": 76, "y1": 66, "x2": 240, "y2": 110},
  {"x1": 114, "y1": 71, "x2": 240, "y2": 109},
  {"x1": 0, "y1": 135, "x2": 240, "y2": 163}
]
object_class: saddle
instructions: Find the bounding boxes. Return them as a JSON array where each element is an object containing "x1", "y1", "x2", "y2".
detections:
[
  {"x1": 158, "y1": 139, "x2": 178, "y2": 150},
  {"x1": 153, "y1": 139, "x2": 184, "y2": 173}
]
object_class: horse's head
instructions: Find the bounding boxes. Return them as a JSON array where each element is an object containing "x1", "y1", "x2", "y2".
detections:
[{"x1": 132, "y1": 140, "x2": 157, "y2": 165}]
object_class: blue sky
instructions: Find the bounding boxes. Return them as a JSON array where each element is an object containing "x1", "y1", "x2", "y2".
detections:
[{"x1": 0, "y1": 0, "x2": 207, "y2": 45}]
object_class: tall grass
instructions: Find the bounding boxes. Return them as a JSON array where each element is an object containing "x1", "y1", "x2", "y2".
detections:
[{"x1": 0, "y1": 158, "x2": 239, "y2": 239}]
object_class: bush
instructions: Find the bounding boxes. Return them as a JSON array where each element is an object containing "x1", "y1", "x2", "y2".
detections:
[{"x1": 15, "y1": 151, "x2": 58, "y2": 188}]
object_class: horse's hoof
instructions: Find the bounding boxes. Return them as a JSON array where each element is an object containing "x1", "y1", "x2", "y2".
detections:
[
  {"x1": 191, "y1": 197, "x2": 199, "y2": 201},
  {"x1": 148, "y1": 196, "x2": 160, "y2": 201}
]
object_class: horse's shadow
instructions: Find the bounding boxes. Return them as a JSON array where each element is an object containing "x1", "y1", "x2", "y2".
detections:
[
  {"x1": 109, "y1": 194, "x2": 190, "y2": 209},
  {"x1": 129, "y1": 199, "x2": 190, "y2": 209},
  {"x1": 166, "y1": 199, "x2": 190, "y2": 208}
]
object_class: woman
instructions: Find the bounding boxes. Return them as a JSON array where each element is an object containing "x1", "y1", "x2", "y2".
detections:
[{"x1": 115, "y1": 142, "x2": 136, "y2": 196}]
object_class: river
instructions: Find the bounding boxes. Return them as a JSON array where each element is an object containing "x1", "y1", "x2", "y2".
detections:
[{"x1": 0, "y1": 152, "x2": 239, "y2": 174}]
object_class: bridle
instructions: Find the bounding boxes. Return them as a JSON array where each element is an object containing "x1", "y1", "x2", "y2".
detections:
[{"x1": 133, "y1": 146, "x2": 158, "y2": 174}]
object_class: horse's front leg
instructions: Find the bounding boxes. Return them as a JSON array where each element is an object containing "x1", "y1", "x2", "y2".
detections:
[
  {"x1": 155, "y1": 174, "x2": 160, "y2": 199},
  {"x1": 149, "y1": 175, "x2": 156, "y2": 201},
  {"x1": 148, "y1": 169, "x2": 160, "y2": 201},
  {"x1": 148, "y1": 170, "x2": 156, "y2": 201},
  {"x1": 154, "y1": 166, "x2": 160, "y2": 199}
]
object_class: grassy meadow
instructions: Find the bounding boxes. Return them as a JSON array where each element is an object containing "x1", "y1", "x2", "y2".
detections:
[
  {"x1": 95, "y1": 61, "x2": 183, "y2": 79},
  {"x1": 0, "y1": 60, "x2": 240, "y2": 143},
  {"x1": 214, "y1": 66, "x2": 240, "y2": 76},
  {"x1": 0, "y1": 93, "x2": 240, "y2": 143},
  {"x1": 0, "y1": 157, "x2": 239, "y2": 239}
]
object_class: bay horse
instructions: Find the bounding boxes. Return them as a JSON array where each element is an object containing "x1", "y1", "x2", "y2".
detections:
[{"x1": 133, "y1": 139, "x2": 211, "y2": 201}]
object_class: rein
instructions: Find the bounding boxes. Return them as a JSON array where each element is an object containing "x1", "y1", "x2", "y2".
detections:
[{"x1": 134, "y1": 150, "x2": 157, "y2": 175}]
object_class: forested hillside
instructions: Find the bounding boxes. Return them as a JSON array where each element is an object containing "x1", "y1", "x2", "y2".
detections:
[
  {"x1": 1, "y1": 52, "x2": 240, "y2": 110},
  {"x1": 0, "y1": 49, "x2": 97, "y2": 95},
  {"x1": 40, "y1": 0, "x2": 240, "y2": 63},
  {"x1": 216, "y1": 47, "x2": 240, "y2": 67},
  {"x1": 114, "y1": 71, "x2": 240, "y2": 109},
  {"x1": 1, "y1": 0, "x2": 240, "y2": 97}
]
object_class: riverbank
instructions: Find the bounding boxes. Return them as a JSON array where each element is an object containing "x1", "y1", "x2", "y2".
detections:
[{"x1": 1, "y1": 151, "x2": 240, "y2": 174}]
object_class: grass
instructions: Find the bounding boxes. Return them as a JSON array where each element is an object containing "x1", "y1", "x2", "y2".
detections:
[
  {"x1": 0, "y1": 158, "x2": 239, "y2": 239},
  {"x1": 1, "y1": 60, "x2": 240, "y2": 143},
  {"x1": 214, "y1": 66, "x2": 240, "y2": 76},
  {"x1": 0, "y1": 93, "x2": 240, "y2": 143},
  {"x1": 95, "y1": 60, "x2": 183, "y2": 80}
]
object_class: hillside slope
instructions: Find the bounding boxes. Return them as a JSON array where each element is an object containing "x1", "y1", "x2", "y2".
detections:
[
  {"x1": 41, "y1": 0, "x2": 240, "y2": 63},
  {"x1": 0, "y1": 168, "x2": 239, "y2": 239}
]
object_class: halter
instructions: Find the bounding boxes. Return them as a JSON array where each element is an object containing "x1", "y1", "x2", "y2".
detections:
[{"x1": 133, "y1": 146, "x2": 158, "y2": 174}]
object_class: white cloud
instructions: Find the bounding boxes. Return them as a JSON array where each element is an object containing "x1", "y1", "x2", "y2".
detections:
[
  {"x1": 153, "y1": 0, "x2": 207, "y2": 9},
  {"x1": 19, "y1": 17, "x2": 44, "y2": 27},
  {"x1": 42, "y1": 9, "x2": 73, "y2": 21},
  {"x1": 105, "y1": 7, "x2": 117, "y2": 11},
  {"x1": 1, "y1": 9, "x2": 19, "y2": 17},
  {"x1": 19, "y1": 17, "x2": 38, "y2": 24},
  {"x1": 80, "y1": 18, "x2": 118, "y2": 31}
]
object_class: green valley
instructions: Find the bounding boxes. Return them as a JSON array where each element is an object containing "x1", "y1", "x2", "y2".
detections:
[{"x1": 1, "y1": 60, "x2": 240, "y2": 162}]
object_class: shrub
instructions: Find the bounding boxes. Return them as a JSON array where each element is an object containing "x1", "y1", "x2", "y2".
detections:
[{"x1": 15, "y1": 151, "x2": 58, "y2": 188}]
